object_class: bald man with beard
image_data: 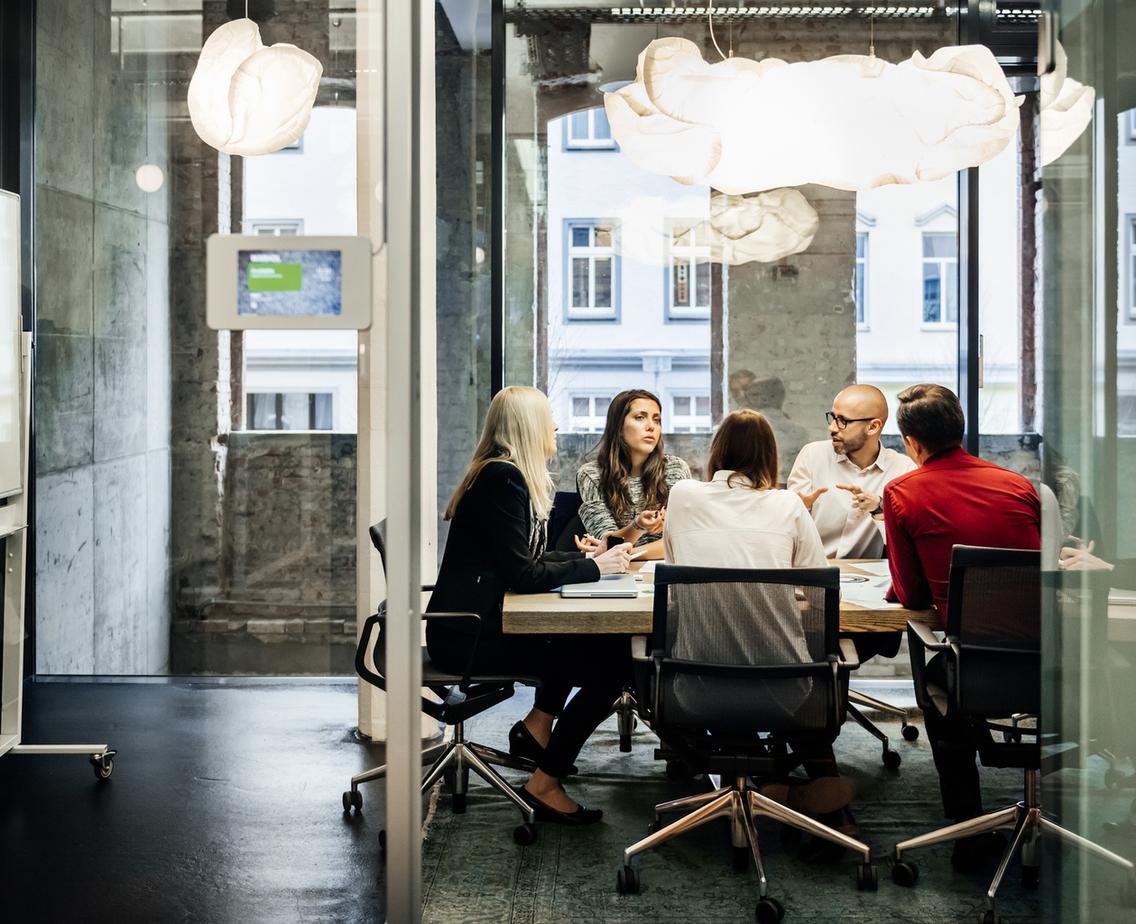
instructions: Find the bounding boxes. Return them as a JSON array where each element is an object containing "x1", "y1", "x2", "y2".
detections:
[{"x1": 788, "y1": 384, "x2": 916, "y2": 560}]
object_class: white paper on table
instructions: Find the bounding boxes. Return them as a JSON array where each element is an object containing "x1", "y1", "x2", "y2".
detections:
[
  {"x1": 849, "y1": 560, "x2": 892, "y2": 578},
  {"x1": 839, "y1": 576, "x2": 903, "y2": 609},
  {"x1": 638, "y1": 561, "x2": 659, "y2": 573}
]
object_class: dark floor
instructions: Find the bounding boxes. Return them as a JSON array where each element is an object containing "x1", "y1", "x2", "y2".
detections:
[{"x1": 1, "y1": 679, "x2": 388, "y2": 924}]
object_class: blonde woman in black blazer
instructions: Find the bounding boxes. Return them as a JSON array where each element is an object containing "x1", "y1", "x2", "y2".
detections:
[{"x1": 427, "y1": 386, "x2": 633, "y2": 825}]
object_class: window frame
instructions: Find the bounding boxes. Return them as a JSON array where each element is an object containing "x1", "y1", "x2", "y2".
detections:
[
  {"x1": 563, "y1": 219, "x2": 620, "y2": 322},
  {"x1": 1129, "y1": 214, "x2": 1136, "y2": 321},
  {"x1": 566, "y1": 392, "x2": 614, "y2": 433},
  {"x1": 246, "y1": 218, "x2": 305, "y2": 236},
  {"x1": 920, "y1": 230, "x2": 960, "y2": 329},
  {"x1": 855, "y1": 230, "x2": 869, "y2": 330},
  {"x1": 562, "y1": 107, "x2": 617, "y2": 151},
  {"x1": 245, "y1": 390, "x2": 335, "y2": 432},
  {"x1": 666, "y1": 391, "x2": 712, "y2": 433},
  {"x1": 666, "y1": 219, "x2": 713, "y2": 322}
]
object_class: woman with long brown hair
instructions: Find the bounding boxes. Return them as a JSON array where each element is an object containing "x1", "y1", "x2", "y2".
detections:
[{"x1": 576, "y1": 389, "x2": 690, "y2": 560}]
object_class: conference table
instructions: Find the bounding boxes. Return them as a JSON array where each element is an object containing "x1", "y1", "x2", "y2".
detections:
[{"x1": 502, "y1": 559, "x2": 935, "y2": 636}]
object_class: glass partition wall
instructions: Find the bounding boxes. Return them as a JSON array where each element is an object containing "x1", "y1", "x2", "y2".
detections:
[{"x1": 32, "y1": 0, "x2": 362, "y2": 676}]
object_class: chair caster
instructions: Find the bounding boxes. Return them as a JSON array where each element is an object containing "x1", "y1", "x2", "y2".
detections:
[
  {"x1": 90, "y1": 751, "x2": 115, "y2": 781},
  {"x1": 856, "y1": 862, "x2": 878, "y2": 891},
  {"x1": 754, "y1": 896, "x2": 784, "y2": 923},
  {"x1": 891, "y1": 859, "x2": 918, "y2": 887},
  {"x1": 513, "y1": 822, "x2": 538, "y2": 846},
  {"x1": 378, "y1": 829, "x2": 386, "y2": 853},
  {"x1": 1021, "y1": 864, "x2": 1040, "y2": 890},
  {"x1": 901, "y1": 723, "x2": 919, "y2": 742},
  {"x1": 343, "y1": 789, "x2": 363, "y2": 813},
  {"x1": 979, "y1": 910, "x2": 1001, "y2": 924},
  {"x1": 616, "y1": 865, "x2": 640, "y2": 895},
  {"x1": 733, "y1": 845, "x2": 750, "y2": 872},
  {"x1": 452, "y1": 792, "x2": 467, "y2": 814},
  {"x1": 883, "y1": 748, "x2": 902, "y2": 770}
]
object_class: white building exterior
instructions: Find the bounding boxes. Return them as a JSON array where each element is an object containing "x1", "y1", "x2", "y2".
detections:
[{"x1": 241, "y1": 106, "x2": 359, "y2": 433}]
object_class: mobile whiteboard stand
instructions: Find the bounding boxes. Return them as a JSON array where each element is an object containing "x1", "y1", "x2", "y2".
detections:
[{"x1": 0, "y1": 190, "x2": 115, "y2": 778}]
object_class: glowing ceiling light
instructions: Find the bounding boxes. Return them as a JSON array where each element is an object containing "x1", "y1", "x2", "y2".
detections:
[
  {"x1": 605, "y1": 37, "x2": 1020, "y2": 195},
  {"x1": 134, "y1": 164, "x2": 164, "y2": 193},
  {"x1": 187, "y1": 18, "x2": 322, "y2": 157}
]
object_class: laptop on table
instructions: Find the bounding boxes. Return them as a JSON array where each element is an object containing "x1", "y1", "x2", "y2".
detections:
[{"x1": 560, "y1": 573, "x2": 640, "y2": 599}]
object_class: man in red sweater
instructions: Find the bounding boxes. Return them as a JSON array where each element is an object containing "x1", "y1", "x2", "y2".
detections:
[{"x1": 882, "y1": 384, "x2": 1040, "y2": 869}]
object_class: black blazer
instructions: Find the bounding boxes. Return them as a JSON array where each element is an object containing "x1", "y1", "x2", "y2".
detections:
[{"x1": 427, "y1": 461, "x2": 600, "y2": 639}]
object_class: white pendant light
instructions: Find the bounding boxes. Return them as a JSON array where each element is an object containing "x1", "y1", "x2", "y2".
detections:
[
  {"x1": 134, "y1": 164, "x2": 164, "y2": 193},
  {"x1": 605, "y1": 37, "x2": 1021, "y2": 195},
  {"x1": 1039, "y1": 40, "x2": 1094, "y2": 167},
  {"x1": 698, "y1": 189, "x2": 818, "y2": 265},
  {"x1": 187, "y1": 17, "x2": 322, "y2": 156}
]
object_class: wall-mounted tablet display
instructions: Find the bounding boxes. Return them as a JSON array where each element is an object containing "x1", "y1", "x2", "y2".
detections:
[{"x1": 207, "y1": 234, "x2": 371, "y2": 330}]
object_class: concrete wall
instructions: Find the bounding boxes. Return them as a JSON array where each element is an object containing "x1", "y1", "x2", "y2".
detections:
[{"x1": 34, "y1": 0, "x2": 172, "y2": 674}]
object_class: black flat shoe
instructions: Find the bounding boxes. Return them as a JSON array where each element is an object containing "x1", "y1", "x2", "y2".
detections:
[
  {"x1": 516, "y1": 786, "x2": 603, "y2": 826},
  {"x1": 508, "y1": 721, "x2": 578, "y2": 776}
]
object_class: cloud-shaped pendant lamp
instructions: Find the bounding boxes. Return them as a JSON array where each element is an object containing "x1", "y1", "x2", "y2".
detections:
[
  {"x1": 697, "y1": 189, "x2": 819, "y2": 264},
  {"x1": 188, "y1": 18, "x2": 322, "y2": 156},
  {"x1": 605, "y1": 38, "x2": 1020, "y2": 195}
]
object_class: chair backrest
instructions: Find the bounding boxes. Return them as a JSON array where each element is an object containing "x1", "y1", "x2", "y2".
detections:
[
  {"x1": 548, "y1": 491, "x2": 583, "y2": 552},
  {"x1": 650, "y1": 564, "x2": 841, "y2": 736},
  {"x1": 368, "y1": 520, "x2": 387, "y2": 575},
  {"x1": 946, "y1": 545, "x2": 1040, "y2": 716}
]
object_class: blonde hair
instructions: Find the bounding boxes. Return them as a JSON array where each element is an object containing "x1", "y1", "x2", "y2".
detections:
[{"x1": 445, "y1": 386, "x2": 556, "y2": 521}]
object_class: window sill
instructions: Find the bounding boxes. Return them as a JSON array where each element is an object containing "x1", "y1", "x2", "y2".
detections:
[
  {"x1": 566, "y1": 312, "x2": 619, "y2": 322},
  {"x1": 919, "y1": 323, "x2": 958, "y2": 331},
  {"x1": 666, "y1": 312, "x2": 711, "y2": 322}
]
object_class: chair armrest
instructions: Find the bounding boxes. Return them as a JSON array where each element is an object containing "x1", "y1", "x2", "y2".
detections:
[
  {"x1": 422, "y1": 584, "x2": 435, "y2": 592},
  {"x1": 421, "y1": 611, "x2": 482, "y2": 690},
  {"x1": 354, "y1": 610, "x2": 386, "y2": 690},
  {"x1": 907, "y1": 619, "x2": 948, "y2": 713},
  {"x1": 838, "y1": 638, "x2": 860, "y2": 671},
  {"x1": 908, "y1": 620, "x2": 948, "y2": 652}
]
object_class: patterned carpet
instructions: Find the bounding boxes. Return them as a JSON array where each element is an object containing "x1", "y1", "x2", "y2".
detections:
[{"x1": 419, "y1": 688, "x2": 1132, "y2": 923}]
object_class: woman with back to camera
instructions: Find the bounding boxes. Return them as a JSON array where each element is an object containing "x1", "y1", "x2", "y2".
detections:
[
  {"x1": 426, "y1": 386, "x2": 633, "y2": 824},
  {"x1": 575, "y1": 389, "x2": 691, "y2": 561},
  {"x1": 664, "y1": 409, "x2": 856, "y2": 838}
]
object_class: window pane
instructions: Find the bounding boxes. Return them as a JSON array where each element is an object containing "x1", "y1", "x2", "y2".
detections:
[
  {"x1": 572, "y1": 397, "x2": 589, "y2": 415},
  {"x1": 594, "y1": 226, "x2": 611, "y2": 248},
  {"x1": 855, "y1": 263, "x2": 866, "y2": 323},
  {"x1": 280, "y1": 393, "x2": 309, "y2": 430},
  {"x1": 571, "y1": 258, "x2": 590, "y2": 307},
  {"x1": 695, "y1": 262, "x2": 711, "y2": 307},
  {"x1": 923, "y1": 232, "x2": 956, "y2": 258},
  {"x1": 923, "y1": 265, "x2": 942, "y2": 323},
  {"x1": 569, "y1": 111, "x2": 588, "y2": 140},
  {"x1": 673, "y1": 396, "x2": 690, "y2": 415},
  {"x1": 248, "y1": 393, "x2": 277, "y2": 430},
  {"x1": 673, "y1": 263, "x2": 689, "y2": 306},
  {"x1": 593, "y1": 107, "x2": 611, "y2": 140},
  {"x1": 311, "y1": 393, "x2": 333, "y2": 430},
  {"x1": 695, "y1": 396, "x2": 710, "y2": 416},
  {"x1": 856, "y1": 232, "x2": 866, "y2": 259},
  {"x1": 571, "y1": 225, "x2": 589, "y2": 247},
  {"x1": 945, "y1": 268, "x2": 959, "y2": 323},
  {"x1": 595, "y1": 397, "x2": 611, "y2": 417},
  {"x1": 672, "y1": 224, "x2": 691, "y2": 247},
  {"x1": 594, "y1": 258, "x2": 612, "y2": 307}
]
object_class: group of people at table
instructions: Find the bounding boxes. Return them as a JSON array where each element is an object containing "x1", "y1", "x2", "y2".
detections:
[{"x1": 425, "y1": 380, "x2": 1041, "y2": 870}]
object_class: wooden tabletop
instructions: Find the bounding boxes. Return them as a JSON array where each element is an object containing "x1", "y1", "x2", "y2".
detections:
[{"x1": 501, "y1": 559, "x2": 935, "y2": 635}]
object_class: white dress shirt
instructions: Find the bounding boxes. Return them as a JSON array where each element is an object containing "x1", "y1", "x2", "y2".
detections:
[
  {"x1": 664, "y1": 471, "x2": 827, "y2": 570},
  {"x1": 787, "y1": 439, "x2": 916, "y2": 559}
]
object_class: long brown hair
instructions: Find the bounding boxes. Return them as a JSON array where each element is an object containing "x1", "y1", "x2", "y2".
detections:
[
  {"x1": 707, "y1": 410, "x2": 779, "y2": 490},
  {"x1": 595, "y1": 389, "x2": 669, "y2": 524}
]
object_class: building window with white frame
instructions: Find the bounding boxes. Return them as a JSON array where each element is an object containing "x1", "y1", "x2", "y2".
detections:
[
  {"x1": 567, "y1": 221, "x2": 617, "y2": 319},
  {"x1": 855, "y1": 231, "x2": 869, "y2": 327},
  {"x1": 669, "y1": 221, "x2": 712, "y2": 320},
  {"x1": 1130, "y1": 215, "x2": 1136, "y2": 319},
  {"x1": 568, "y1": 394, "x2": 613, "y2": 432},
  {"x1": 922, "y1": 231, "x2": 958, "y2": 325},
  {"x1": 247, "y1": 392, "x2": 333, "y2": 430},
  {"x1": 670, "y1": 393, "x2": 711, "y2": 433},
  {"x1": 247, "y1": 218, "x2": 304, "y2": 236},
  {"x1": 565, "y1": 107, "x2": 616, "y2": 150}
]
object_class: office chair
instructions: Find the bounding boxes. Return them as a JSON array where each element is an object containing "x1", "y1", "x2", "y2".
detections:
[
  {"x1": 845, "y1": 654, "x2": 919, "y2": 770},
  {"x1": 615, "y1": 564, "x2": 877, "y2": 922},
  {"x1": 891, "y1": 546, "x2": 1136, "y2": 923},
  {"x1": 342, "y1": 522, "x2": 540, "y2": 847}
]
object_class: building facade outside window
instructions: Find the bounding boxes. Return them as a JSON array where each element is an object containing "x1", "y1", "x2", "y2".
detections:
[
  {"x1": 668, "y1": 221, "x2": 712, "y2": 320},
  {"x1": 855, "y1": 231, "x2": 869, "y2": 328},
  {"x1": 568, "y1": 394, "x2": 613, "y2": 432},
  {"x1": 247, "y1": 392, "x2": 334, "y2": 431},
  {"x1": 669, "y1": 393, "x2": 711, "y2": 432},
  {"x1": 566, "y1": 220, "x2": 618, "y2": 319},
  {"x1": 922, "y1": 231, "x2": 959, "y2": 325},
  {"x1": 564, "y1": 107, "x2": 616, "y2": 150},
  {"x1": 246, "y1": 218, "x2": 304, "y2": 236}
]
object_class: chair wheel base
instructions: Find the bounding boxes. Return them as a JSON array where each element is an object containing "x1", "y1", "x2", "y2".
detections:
[
  {"x1": 902, "y1": 723, "x2": 920, "y2": 742},
  {"x1": 619, "y1": 734, "x2": 633, "y2": 753},
  {"x1": 616, "y1": 865, "x2": 640, "y2": 895},
  {"x1": 513, "y1": 822, "x2": 538, "y2": 846},
  {"x1": 891, "y1": 859, "x2": 918, "y2": 887},
  {"x1": 883, "y1": 749, "x2": 902, "y2": 770},
  {"x1": 856, "y1": 862, "x2": 878, "y2": 891},
  {"x1": 754, "y1": 896, "x2": 784, "y2": 923},
  {"x1": 343, "y1": 789, "x2": 362, "y2": 813}
]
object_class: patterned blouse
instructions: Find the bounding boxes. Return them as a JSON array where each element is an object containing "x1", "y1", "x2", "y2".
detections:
[{"x1": 576, "y1": 454, "x2": 691, "y2": 547}]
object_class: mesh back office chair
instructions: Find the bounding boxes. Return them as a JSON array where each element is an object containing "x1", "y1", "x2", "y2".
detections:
[
  {"x1": 616, "y1": 565, "x2": 877, "y2": 922},
  {"x1": 342, "y1": 522, "x2": 541, "y2": 847},
  {"x1": 891, "y1": 546, "x2": 1136, "y2": 923}
]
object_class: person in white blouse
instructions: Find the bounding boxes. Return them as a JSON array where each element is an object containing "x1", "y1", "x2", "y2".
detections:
[
  {"x1": 664, "y1": 410, "x2": 854, "y2": 826},
  {"x1": 787, "y1": 384, "x2": 915, "y2": 560}
]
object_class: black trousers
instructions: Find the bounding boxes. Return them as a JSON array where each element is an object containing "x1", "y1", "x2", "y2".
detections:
[
  {"x1": 428, "y1": 628, "x2": 630, "y2": 779},
  {"x1": 922, "y1": 652, "x2": 983, "y2": 821}
]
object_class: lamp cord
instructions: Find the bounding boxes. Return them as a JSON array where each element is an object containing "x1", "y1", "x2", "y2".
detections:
[{"x1": 708, "y1": 0, "x2": 727, "y2": 62}]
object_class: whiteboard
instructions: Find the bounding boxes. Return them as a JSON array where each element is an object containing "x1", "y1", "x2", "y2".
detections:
[{"x1": 0, "y1": 192, "x2": 22, "y2": 499}]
